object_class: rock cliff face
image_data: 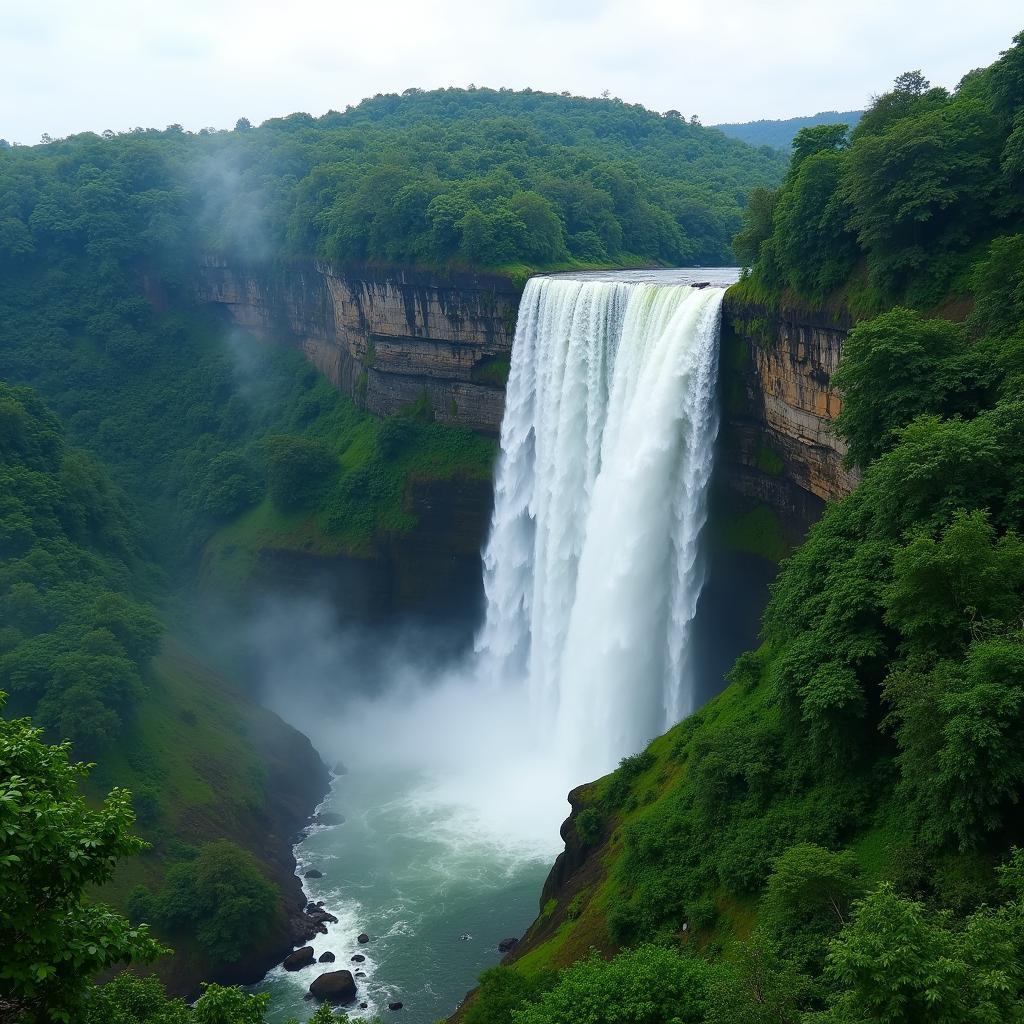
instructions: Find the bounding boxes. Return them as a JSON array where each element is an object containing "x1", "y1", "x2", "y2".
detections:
[
  {"x1": 196, "y1": 260, "x2": 858, "y2": 561},
  {"x1": 195, "y1": 258, "x2": 522, "y2": 433},
  {"x1": 718, "y1": 296, "x2": 859, "y2": 538}
]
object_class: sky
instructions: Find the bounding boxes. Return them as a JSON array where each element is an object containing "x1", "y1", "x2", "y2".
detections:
[{"x1": 1, "y1": 0, "x2": 1020, "y2": 144}]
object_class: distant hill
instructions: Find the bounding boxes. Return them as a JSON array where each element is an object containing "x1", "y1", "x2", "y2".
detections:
[{"x1": 714, "y1": 110, "x2": 863, "y2": 151}]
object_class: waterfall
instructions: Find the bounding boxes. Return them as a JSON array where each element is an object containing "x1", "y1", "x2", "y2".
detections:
[{"x1": 476, "y1": 274, "x2": 724, "y2": 782}]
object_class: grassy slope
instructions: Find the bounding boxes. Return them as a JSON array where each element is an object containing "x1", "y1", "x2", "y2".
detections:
[
  {"x1": 502, "y1": 676, "x2": 906, "y2": 980},
  {"x1": 202, "y1": 387, "x2": 497, "y2": 592},
  {"x1": 87, "y1": 637, "x2": 328, "y2": 991}
]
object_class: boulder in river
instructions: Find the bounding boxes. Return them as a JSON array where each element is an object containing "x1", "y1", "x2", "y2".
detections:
[
  {"x1": 355, "y1": 972, "x2": 366, "y2": 979},
  {"x1": 283, "y1": 946, "x2": 315, "y2": 971},
  {"x1": 308, "y1": 908, "x2": 338, "y2": 925},
  {"x1": 315, "y1": 811, "x2": 346, "y2": 827},
  {"x1": 309, "y1": 970, "x2": 357, "y2": 1004},
  {"x1": 304, "y1": 868, "x2": 323, "y2": 879},
  {"x1": 319, "y1": 951, "x2": 336, "y2": 963},
  {"x1": 357, "y1": 932, "x2": 370, "y2": 944},
  {"x1": 389, "y1": 1002, "x2": 404, "y2": 1011},
  {"x1": 498, "y1": 937, "x2": 519, "y2": 953},
  {"x1": 351, "y1": 953, "x2": 365, "y2": 962}
]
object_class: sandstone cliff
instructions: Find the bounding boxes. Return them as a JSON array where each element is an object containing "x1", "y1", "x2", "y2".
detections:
[
  {"x1": 718, "y1": 296, "x2": 859, "y2": 540},
  {"x1": 196, "y1": 258, "x2": 522, "y2": 434}
]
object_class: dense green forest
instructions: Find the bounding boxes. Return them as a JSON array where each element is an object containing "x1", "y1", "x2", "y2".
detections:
[
  {"x1": 732, "y1": 48, "x2": 1024, "y2": 310},
  {"x1": 461, "y1": 28, "x2": 1024, "y2": 1024},
  {"x1": 0, "y1": 87, "x2": 784, "y2": 274},
  {"x1": 715, "y1": 111, "x2": 863, "y2": 151}
]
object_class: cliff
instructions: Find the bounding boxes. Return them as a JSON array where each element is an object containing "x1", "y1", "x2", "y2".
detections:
[
  {"x1": 717, "y1": 295, "x2": 859, "y2": 543},
  {"x1": 195, "y1": 259, "x2": 522, "y2": 434},
  {"x1": 196, "y1": 261, "x2": 857, "y2": 569}
]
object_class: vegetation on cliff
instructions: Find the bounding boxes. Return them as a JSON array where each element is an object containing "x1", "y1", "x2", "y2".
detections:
[
  {"x1": 732, "y1": 35, "x2": 1024, "y2": 311},
  {"x1": 463, "y1": 28, "x2": 1024, "y2": 1024}
]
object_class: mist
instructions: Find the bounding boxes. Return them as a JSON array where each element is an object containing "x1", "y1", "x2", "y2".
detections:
[{"x1": 233, "y1": 592, "x2": 571, "y2": 857}]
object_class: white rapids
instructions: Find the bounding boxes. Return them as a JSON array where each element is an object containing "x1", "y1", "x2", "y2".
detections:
[{"x1": 476, "y1": 271, "x2": 726, "y2": 782}]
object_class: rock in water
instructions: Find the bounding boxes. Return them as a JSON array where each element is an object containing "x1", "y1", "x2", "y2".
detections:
[
  {"x1": 319, "y1": 951, "x2": 336, "y2": 963},
  {"x1": 357, "y1": 932, "x2": 370, "y2": 944},
  {"x1": 304, "y1": 868, "x2": 323, "y2": 879},
  {"x1": 498, "y1": 937, "x2": 519, "y2": 953},
  {"x1": 283, "y1": 946, "x2": 316, "y2": 971},
  {"x1": 351, "y1": 953, "x2": 365, "y2": 962},
  {"x1": 309, "y1": 970, "x2": 357, "y2": 1004},
  {"x1": 389, "y1": 1001, "x2": 404, "y2": 1011}
]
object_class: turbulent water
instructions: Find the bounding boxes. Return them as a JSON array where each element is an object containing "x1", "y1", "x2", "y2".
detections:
[
  {"x1": 478, "y1": 272, "x2": 726, "y2": 781},
  {"x1": 255, "y1": 268, "x2": 733, "y2": 1022}
]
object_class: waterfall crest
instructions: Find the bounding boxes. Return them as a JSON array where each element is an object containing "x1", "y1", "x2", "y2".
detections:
[{"x1": 476, "y1": 274, "x2": 725, "y2": 781}]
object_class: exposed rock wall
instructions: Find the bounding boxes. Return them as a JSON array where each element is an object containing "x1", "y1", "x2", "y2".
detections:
[
  {"x1": 195, "y1": 258, "x2": 522, "y2": 433},
  {"x1": 719, "y1": 296, "x2": 860, "y2": 538}
]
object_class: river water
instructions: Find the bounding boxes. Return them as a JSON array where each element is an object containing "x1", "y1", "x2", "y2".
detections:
[{"x1": 256, "y1": 765, "x2": 555, "y2": 1022}]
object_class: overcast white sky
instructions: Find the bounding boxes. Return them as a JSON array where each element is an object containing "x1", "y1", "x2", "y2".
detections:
[{"x1": 1, "y1": 0, "x2": 1020, "y2": 144}]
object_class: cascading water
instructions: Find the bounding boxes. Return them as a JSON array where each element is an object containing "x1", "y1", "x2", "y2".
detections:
[{"x1": 477, "y1": 272, "x2": 725, "y2": 781}]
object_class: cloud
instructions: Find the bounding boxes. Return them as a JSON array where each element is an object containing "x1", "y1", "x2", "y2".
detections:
[{"x1": 0, "y1": 0, "x2": 1020, "y2": 143}]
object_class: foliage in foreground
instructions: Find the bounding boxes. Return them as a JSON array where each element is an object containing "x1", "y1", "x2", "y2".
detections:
[{"x1": 0, "y1": 695, "x2": 165, "y2": 1021}]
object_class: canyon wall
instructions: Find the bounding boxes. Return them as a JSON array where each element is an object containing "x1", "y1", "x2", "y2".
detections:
[
  {"x1": 718, "y1": 296, "x2": 859, "y2": 540},
  {"x1": 196, "y1": 261, "x2": 857, "y2": 556},
  {"x1": 195, "y1": 258, "x2": 521, "y2": 433}
]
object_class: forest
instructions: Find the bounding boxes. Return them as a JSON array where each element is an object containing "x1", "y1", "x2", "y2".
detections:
[{"x1": 0, "y1": 87, "x2": 785, "y2": 274}]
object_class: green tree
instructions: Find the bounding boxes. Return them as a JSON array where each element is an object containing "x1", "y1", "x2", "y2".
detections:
[
  {"x1": 761, "y1": 844, "x2": 862, "y2": 967},
  {"x1": 882, "y1": 511, "x2": 1024, "y2": 655},
  {"x1": 732, "y1": 186, "x2": 777, "y2": 267},
  {"x1": 151, "y1": 840, "x2": 278, "y2": 963},
  {"x1": 512, "y1": 946, "x2": 711, "y2": 1024},
  {"x1": 262, "y1": 435, "x2": 336, "y2": 512},
  {"x1": 0, "y1": 695, "x2": 165, "y2": 1022},
  {"x1": 833, "y1": 308, "x2": 981, "y2": 468},
  {"x1": 821, "y1": 881, "x2": 1023, "y2": 1023}
]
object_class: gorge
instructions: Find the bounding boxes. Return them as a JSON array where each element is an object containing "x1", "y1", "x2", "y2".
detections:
[
  {"x1": 243, "y1": 268, "x2": 748, "y2": 1021},
  {"x1": 8, "y1": 34, "x2": 1022, "y2": 1021}
]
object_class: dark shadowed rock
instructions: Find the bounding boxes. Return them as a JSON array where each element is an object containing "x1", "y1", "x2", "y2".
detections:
[
  {"x1": 309, "y1": 970, "x2": 357, "y2": 1004},
  {"x1": 308, "y1": 907, "x2": 338, "y2": 925},
  {"x1": 315, "y1": 812, "x2": 345, "y2": 827},
  {"x1": 319, "y1": 951, "x2": 335, "y2": 963},
  {"x1": 304, "y1": 868, "x2": 323, "y2": 879},
  {"x1": 351, "y1": 953, "x2": 365, "y2": 962},
  {"x1": 357, "y1": 932, "x2": 370, "y2": 944},
  {"x1": 389, "y1": 1001, "x2": 404, "y2": 1011},
  {"x1": 355, "y1": 972, "x2": 366, "y2": 979},
  {"x1": 283, "y1": 946, "x2": 315, "y2": 971},
  {"x1": 497, "y1": 937, "x2": 519, "y2": 953},
  {"x1": 359, "y1": 1002, "x2": 368, "y2": 1009}
]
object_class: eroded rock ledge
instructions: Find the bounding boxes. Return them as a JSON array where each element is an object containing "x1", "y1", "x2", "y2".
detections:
[
  {"x1": 719, "y1": 296, "x2": 860, "y2": 536},
  {"x1": 195, "y1": 258, "x2": 522, "y2": 434}
]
